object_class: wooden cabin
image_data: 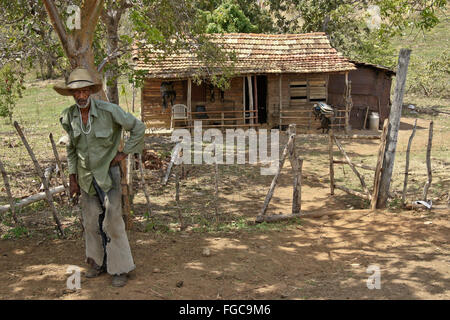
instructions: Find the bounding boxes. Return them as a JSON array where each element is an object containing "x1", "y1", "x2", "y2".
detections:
[
  {"x1": 133, "y1": 33, "x2": 358, "y2": 132},
  {"x1": 328, "y1": 61, "x2": 395, "y2": 130}
]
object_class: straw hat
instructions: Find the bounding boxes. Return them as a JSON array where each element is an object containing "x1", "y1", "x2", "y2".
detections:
[{"x1": 53, "y1": 68, "x2": 102, "y2": 96}]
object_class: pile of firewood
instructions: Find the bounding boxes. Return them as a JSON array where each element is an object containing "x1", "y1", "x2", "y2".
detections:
[{"x1": 141, "y1": 149, "x2": 169, "y2": 170}]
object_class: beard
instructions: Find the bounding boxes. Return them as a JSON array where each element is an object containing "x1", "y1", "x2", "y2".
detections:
[{"x1": 76, "y1": 96, "x2": 91, "y2": 109}]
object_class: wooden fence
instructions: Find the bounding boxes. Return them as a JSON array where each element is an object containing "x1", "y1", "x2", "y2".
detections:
[{"x1": 329, "y1": 119, "x2": 389, "y2": 208}]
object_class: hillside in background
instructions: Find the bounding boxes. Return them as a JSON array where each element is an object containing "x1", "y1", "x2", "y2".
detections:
[{"x1": 391, "y1": 4, "x2": 449, "y2": 108}]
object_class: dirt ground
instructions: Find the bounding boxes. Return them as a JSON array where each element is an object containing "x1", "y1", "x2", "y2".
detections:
[
  {"x1": 0, "y1": 116, "x2": 449, "y2": 300},
  {"x1": 0, "y1": 208, "x2": 449, "y2": 300}
]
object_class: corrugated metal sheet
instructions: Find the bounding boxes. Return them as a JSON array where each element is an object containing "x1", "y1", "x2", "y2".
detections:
[{"x1": 133, "y1": 33, "x2": 356, "y2": 79}]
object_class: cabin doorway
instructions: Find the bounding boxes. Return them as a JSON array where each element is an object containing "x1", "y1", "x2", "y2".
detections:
[
  {"x1": 256, "y1": 76, "x2": 267, "y2": 124},
  {"x1": 244, "y1": 75, "x2": 267, "y2": 124}
]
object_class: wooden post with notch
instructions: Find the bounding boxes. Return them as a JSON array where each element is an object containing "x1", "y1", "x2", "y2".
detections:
[
  {"x1": 49, "y1": 133, "x2": 70, "y2": 201},
  {"x1": 187, "y1": 78, "x2": 192, "y2": 127},
  {"x1": 377, "y1": 49, "x2": 412, "y2": 208},
  {"x1": 0, "y1": 159, "x2": 19, "y2": 224},
  {"x1": 14, "y1": 121, "x2": 64, "y2": 237},
  {"x1": 287, "y1": 124, "x2": 302, "y2": 214},
  {"x1": 329, "y1": 130, "x2": 335, "y2": 195},
  {"x1": 257, "y1": 124, "x2": 304, "y2": 222},
  {"x1": 247, "y1": 76, "x2": 254, "y2": 125},
  {"x1": 291, "y1": 157, "x2": 303, "y2": 214},
  {"x1": 371, "y1": 118, "x2": 389, "y2": 209},
  {"x1": 422, "y1": 120, "x2": 433, "y2": 202},
  {"x1": 344, "y1": 73, "x2": 353, "y2": 134},
  {"x1": 138, "y1": 154, "x2": 153, "y2": 218},
  {"x1": 259, "y1": 125, "x2": 295, "y2": 217},
  {"x1": 279, "y1": 74, "x2": 283, "y2": 129},
  {"x1": 402, "y1": 119, "x2": 417, "y2": 206},
  {"x1": 175, "y1": 165, "x2": 186, "y2": 231},
  {"x1": 364, "y1": 106, "x2": 370, "y2": 130},
  {"x1": 120, "y1": 152, "x2": 131, "y2": 230}
]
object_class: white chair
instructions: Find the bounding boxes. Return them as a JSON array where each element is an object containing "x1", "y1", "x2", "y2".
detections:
[{"x1": 171, "y1": 104, "x2": 188, "y2": 129}]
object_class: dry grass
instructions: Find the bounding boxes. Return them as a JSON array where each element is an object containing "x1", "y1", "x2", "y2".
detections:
[{"x1": 0, "y1": 78, "x2": 449, "y2": 239}]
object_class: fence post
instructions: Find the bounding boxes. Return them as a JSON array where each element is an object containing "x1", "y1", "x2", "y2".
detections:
[
  {"x1": 376, "y1": 48, "x2": 412, "y2": 208},
  {"x1": 329, "y1": 130, "x2": 335, "y2": 195},
  {"x1": 422, "y1": 121, "x2": 433, "y2": 201}
]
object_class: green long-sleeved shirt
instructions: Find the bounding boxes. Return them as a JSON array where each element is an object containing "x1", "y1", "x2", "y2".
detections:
[{"x1": 60, "y1": 99, "x2": 145, "y2": 195}]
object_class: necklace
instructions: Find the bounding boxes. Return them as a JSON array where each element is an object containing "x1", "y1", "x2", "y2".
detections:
[{"x1": 79, "y1": 107, "x2": 92, "y2": 135}]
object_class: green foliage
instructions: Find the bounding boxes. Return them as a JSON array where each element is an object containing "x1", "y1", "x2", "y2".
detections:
[
  {"x1": 267, "y1": 0, "x2": 448, "y2": 68},
  {"x1": 2, "y1": 226, "x2": 29, "y2": 239},
  {"x1": 0, "y1": 65, "x2": 25, "y2": 123},
  {"x1": 201, "y1": 0, "x2": 258, "y2": 33},
  {"x1": 144, "y1": 218, "x2": 172, "y2": 233},
  {"x1": 387, "y1": 197, "x2": 403, "y2": 211},
  {"x1": 197, "y1": 0, "x2": 275, "y2": 33},
  {"x1": 0, "y1": 0, "x2": 67, "y2": 80},
  {"x1": 407, "y1": 52, "x2": 450, "y2": 98},
  {"x1": 129, "y1": 0, "x2": 242, "y2": 90}
]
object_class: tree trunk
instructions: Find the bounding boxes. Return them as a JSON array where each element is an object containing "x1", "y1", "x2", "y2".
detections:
[
  {"x1": 100, "y1": 1, "x2": 130, "y2": 105},
  {"x1": 102, "y1": 11, "x2": 121, "y2": 104},
  {"x1": 42, "y1": 0, "x2": 107, "y2": 100},
  {"x1": 45, "y1": 56, "x2": 55, "y2": 80}
]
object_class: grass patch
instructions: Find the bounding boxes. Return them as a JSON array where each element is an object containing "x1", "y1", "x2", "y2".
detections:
[
  {"x1": 1, "y1": 226, "x2": 29, "y2": 239},
  {"x1": 189, "y1": 216, "x2": 302, "y2": 233},
  {"x1": 391, "y1": 5, "x2": 450, "y2": 101}
]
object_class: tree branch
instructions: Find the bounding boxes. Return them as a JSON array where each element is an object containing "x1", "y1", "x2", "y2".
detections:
[
  {"x1": 98, "y1": 50, "x2": 124, "y2": 72},
  {"x1": 81, "y1": 0, "x2": 105, "y2": 46},
  {"x1": 41, "y1": 0, "x2": 71, "y2": 54},
  {"x1": 4, "y1": 13, "x2": 27, "y2": 25}
]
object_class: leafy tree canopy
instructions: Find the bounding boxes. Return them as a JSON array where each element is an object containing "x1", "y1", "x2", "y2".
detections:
[
  {"x1": 197, "y1": 0, "x2": 275, "y2": 33},
  {"x1": 267, "y1": 0, "x2": 448, "y2": 67}
]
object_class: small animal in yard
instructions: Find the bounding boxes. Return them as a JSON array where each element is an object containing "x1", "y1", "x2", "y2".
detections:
[
  {"x1": 313, "y1": 102, "x2": 335, "y2": 133},
  {"x1": 318, "y1": 114, "x2": 331, "y2": 133},
  {"x1": 313, "y1": 105, "x2": 322, "y2": 120}
]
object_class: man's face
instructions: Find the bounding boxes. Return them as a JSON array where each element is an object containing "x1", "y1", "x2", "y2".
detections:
[{"x1": 72, "y1": 88, "x2": 92, "y2": 107}]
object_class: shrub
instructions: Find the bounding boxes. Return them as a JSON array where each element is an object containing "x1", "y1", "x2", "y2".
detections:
[
  {"x1": 407, "y1": 52, "x2": 450, "y2": 98},
  {"x1": 0, "y1": 65, "x2": 25, "y2": 123}
]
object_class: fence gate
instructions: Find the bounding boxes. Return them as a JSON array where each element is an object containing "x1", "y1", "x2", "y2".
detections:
[{"x1": 328, "y1": 119, "x2": 389, "y2": 208}]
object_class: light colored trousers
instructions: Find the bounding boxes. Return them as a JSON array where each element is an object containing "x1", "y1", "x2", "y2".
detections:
[{"x1": 80, "y1": 165, "x2": 135, "y2": 275}]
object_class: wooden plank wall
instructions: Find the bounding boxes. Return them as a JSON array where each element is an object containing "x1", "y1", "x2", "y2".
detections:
[
  {"x1": 192, "y1": 77, "x2": 244, "y2": 120},
  {"x1": 328, "y1": 67, "x2": 393, "y2": 129},
  {"x1": 141, "y1": 79, "x2": 187, "y2": 128},
  {"x1": 267, "y1": 73, "x2": 329, "y2": 130}
]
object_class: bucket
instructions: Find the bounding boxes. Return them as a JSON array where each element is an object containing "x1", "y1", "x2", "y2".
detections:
[{"x1": 369, "y1": 112, "x2": 380, "y2": 130}]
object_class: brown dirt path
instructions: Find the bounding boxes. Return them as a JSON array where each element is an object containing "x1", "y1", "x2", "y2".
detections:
[{"x1": 1, "y1": 208, "x2": 448, "y2": 300}]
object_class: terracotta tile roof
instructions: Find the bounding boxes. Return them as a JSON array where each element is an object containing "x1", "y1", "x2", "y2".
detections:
[
  {"x1": 133, "y1": 32, "x2": 356, "y2": 79},
  {"x1": 349, "y1": 60, "x2": 396, "y2": 76}
]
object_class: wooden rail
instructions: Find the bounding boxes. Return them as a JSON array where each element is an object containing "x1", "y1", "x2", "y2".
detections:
[
  {"x1": 329, "y1": 127, "x2": 388, "y2": 207},
  {"x1": 172, "y1": 110, "x2": 259, "y2": 129},
  {"x1": 279, "y1": 107, "x2": 348, "y2": 131},
  {"x1": 256, "y1": 124, "x2": 304, "y2": 223}
]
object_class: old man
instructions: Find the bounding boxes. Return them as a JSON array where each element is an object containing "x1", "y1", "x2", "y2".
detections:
[{"x1": 54, "y1": 68, "x2": 145, "y2": 287}]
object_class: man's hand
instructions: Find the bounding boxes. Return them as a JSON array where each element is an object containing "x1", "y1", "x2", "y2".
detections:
[
  {"x1": 110, "y1": 151, "x2": 128, "y2": 167},
  {"x1": 69, "y1": 174, "x2": 80, "y2": 204}
]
